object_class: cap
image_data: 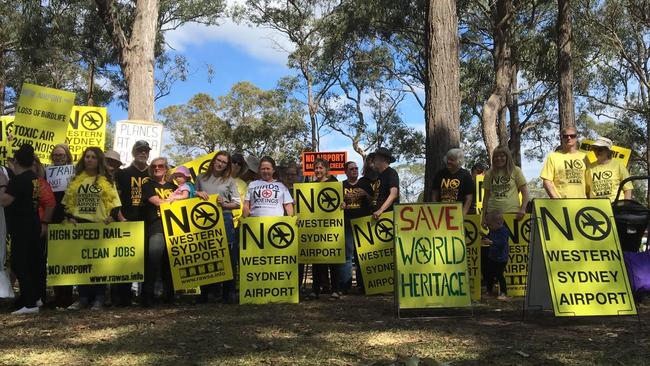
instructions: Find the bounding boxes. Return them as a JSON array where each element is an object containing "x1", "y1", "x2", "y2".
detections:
[
  {"x1": 104, "y1": 150, "x2": 123, "y2": 166},
  {"x1": 374, "y1": 147, "x2": 396, "y2": 163},
  {"x1": 132, "y1": 140, "x2": 152, "y2": 154},
  {"x1": 591, "y1": 136, "x2": 613, "y2": 150},
  {"x1": 172, "y1": 166, "x2": 192, "y2": 178},
  {"x1": 245, "y1": 155, "x2": 260, "y2": 174}
]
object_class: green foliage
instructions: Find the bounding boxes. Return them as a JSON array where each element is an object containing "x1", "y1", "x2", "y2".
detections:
[{"x1": 159, "y1": 81, "x2": 308, "y2": 164}]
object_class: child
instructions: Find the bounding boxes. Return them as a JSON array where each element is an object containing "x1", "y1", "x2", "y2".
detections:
[
  {"x1": 481, "y1": 211, "x2": 509, "y2": 300},
  {"x1": 170, "y1": 166, "x2": 195, "y2": 200}
]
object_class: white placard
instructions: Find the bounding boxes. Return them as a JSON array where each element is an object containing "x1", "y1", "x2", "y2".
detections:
[
  {"x1": 45, "y1": 164, "x2": 75, "y2": 192},
  {"x1": 113, "y1": 120, "x2": 163, "y2": 166}
]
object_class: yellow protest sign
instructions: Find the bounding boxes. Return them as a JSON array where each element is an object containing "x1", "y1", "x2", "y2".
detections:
[
  {"x1": 294, "y1": 182, "x2": 345, "y2": 264},
  {"x1": 0, "y1": 116, "x2": 13, "y2": 165},
  {"x1": 580, "y1": 139, "x2": 631, "y2": 167},
  {"x1": 176, "y1": 151, "x2": 217, "y2": 182},
  {"x1": 47, "y1": 222, "x2": 145, "y2": 285},
  {"x1": 475, "y1": 175, "x2": 485, "y2": 214},
  {"x1": 239, "y1": 216, "x2": 299, "y2": 304},
  {"x1": 351, "y1": 213, "x2": 395, "y2": 295},
  {"x1": 394, "y1": 203, "x2": 471, "y2": 309},
  {"x1": 66, "y1": 106, "x2": 107, "y2": 161},
  {"x1": 463, "y1": 214, "x2": 483, "y2": 301},
  {"x1": 503, "y1": 214, "x2": 530, "y2": 296},
  {"x1": 525, "y1": 198, "x2": 636, "y2": 316},
  {"x1": 161, "y1": 195, "x2": 233, "y2": 290},
  {"x1": 13, "y1": 83, "x2": 75, "y2": 164}
]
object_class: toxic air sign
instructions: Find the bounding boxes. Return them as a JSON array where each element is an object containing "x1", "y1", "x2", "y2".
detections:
[
  {"x1": 294, "y1": 182, "x2": 345, "y2": 264},
  {"x1": 351, "y1": 213, "x2": 395, "y2": 295},
  {"x1": 239, "y1": 216, "x2": 299, "y2": 304},
  {"x1": 526, "y1": 199, "x2": 636, "y2": 316},
  {"x1": 161, "y1": 195, "x2": 233, "y2": 290},
  {"x1": 394, "y1": 203, "x2": 471, "y2": 309}
]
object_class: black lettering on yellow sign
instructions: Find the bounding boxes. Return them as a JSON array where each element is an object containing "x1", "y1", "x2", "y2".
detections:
[
  {"x1": 164, "y1": 201, "x2": 221, "y2": 236},
  {"x1": 353, "y1": 218, "x2": 394, "y2": 248},
  {"x1": 540, "y1": 206, "x2": 612, "y2": 241},
  {"x1": 463, "y1": 219, "x2": 478, "y2": 245},
  {"x1": 242, "y1": 222, "x2": 295, "y2": 250},
  {"x1": 70, "y1": 109, "x2": 104, "y2": 130},
  {"x1": 296, "y1": 187, "x2": 341, "y2": 213},
  {"x1": 504, "y1": 217, "x2": 531, "y2": 244}
]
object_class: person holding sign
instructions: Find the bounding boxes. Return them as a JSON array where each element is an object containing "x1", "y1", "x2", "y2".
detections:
[
  {"x1": 540, "y1": 127, "x2": 587, "y2": 198},
  {"x1": 195, "y1": 151, "x2": 241, "y2": 304},
  {"x1": 141, "y1": 157, "x2": 178, "y2": 306},
  {"x1": 62, "y1": 147, "x2": 122, "y2": 310},
  {"x1": 0, "y1": 145, "x2": 42, "y2": 315},
  {"x1": 432, "y1": 148, "x2": 474, "y2": 215},
  {"x1": 32, "y1": 157, "x2": 56, "y2": 305},
  {"x1": 586, "y1": 137, "x2": 633, "y2": 201},
  {"x1": 481, "y1": 145, "x2": 529, "y2": 224},
  {"x1": 49, "y1": 144, "x2": 75, "y2": 308},
  {"x1": 372, "y1": 148, "x2": 400, "y2": 219},
  {"x1": 243, "y1": 156, "x2": 294, "y2": 217}
]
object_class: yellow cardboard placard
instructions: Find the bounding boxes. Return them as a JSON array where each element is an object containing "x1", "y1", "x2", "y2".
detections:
[
  {"x1": 66, "y1": 106, "x2": 107, "y2": 161},
  {"x1": 394, "y1": 203, "x2": 472, "y2": 309},
  {"x1": 463, "y1": 214, "x2": 482, "y2": 301},
  {"x1": 503, "y1": 214, "x2": 530, "y2": 296},
  {"x1": 0, "y1": 116, "x2": 13, "y2": 165},
  {"x1": 532, "y1": 198, "x2": 636, "y2": 316},
  {"x1": 350, "y1": 213, "x2": 395, "y2": 295},
  {"x1": 161, "y1": 195, "x2": 233, "y2": 290},
  {"x1": 294, "y1": 182, "x2": 345, "y2": 264},
  {"x1": 239, "y1": 216, "x2": 299, "y2": 304},
  {"x1": 13, "y1": 83, "x2": 75, "y2": 164},
  {"x1": 175, "y1": 151, "x2": 217, "y2": 182},
  {"x1": 580, "y1": 139, "x2": 631, "y2": 167},
  {"x1": 475, "y1": 175, "x2": 485, "y2": 214},
  {"x1": 47, "y1": 222, "x2": 145, "y2": 285}
]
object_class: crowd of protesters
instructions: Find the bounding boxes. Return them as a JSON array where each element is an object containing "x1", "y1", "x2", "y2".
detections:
[{"x1": 0, "y1": 126, "x2": 634, "y2": 314}]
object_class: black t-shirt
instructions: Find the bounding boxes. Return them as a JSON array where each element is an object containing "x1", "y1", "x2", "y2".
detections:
[
  {"x1": 141, "y1": 180, "x2": 176, "y2": 234},
  {"x1": 115, "y1": 165, "x2": 150, "y2": 221},
  {"x1": 432, "y1": 168, "x2": 474, "y2": 203},
  {"x1": 5, "y1": 170, "x2": 40, "y2": 237},
  {"x1": 343, "y1": 179, "x2": 373, "y2": 225},
  {"x1": 376, "y1": 167, "x2": 400, "y2": 212}
]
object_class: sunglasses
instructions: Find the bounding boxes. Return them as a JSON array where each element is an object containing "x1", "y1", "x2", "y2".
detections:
[
  {"x1": 562, "y1": 134, "x2": 577, "y2": 139},
  {"x1": 152, "y1": 164, "x2": 166, "y2": 169}
]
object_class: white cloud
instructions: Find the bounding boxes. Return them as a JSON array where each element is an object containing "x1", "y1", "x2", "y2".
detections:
[{"x1": 165, "y1": 21, "x2": 294, "y2": 66}]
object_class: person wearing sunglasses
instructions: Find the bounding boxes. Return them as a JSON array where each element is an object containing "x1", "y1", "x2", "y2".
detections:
[
  {"x1": 586, "y1": 137, "x2": 633, "y2": 201},
  {"x1": 540, "y1": 127, "x2": 587, "y2": 198},
  {"x1": 195, "y1": 151, "x2": 241, "y2": 304},
  {"x1": 141, "y1": 157, "x2": 177, "y2": 306}
]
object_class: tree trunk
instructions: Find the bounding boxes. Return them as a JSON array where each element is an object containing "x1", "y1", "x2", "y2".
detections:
[
  {"x1": 96, "y1": 0, "x2": 158, "y2": 122},
  {"x1": 557, "y1": 0, "x2": 575, "y2": 130},
  {"x1": 423, "y1": 0, "x2": 461, "y2": 201},
  {"x1": 481, "y1": 0, "x2": 513, "y2": 160},
  {"x1": 306, "y1": 75, "x2": 318, "y2": 151},
  {"x1": 508, "y1": 61, "x2": 522, "y2": 166}
]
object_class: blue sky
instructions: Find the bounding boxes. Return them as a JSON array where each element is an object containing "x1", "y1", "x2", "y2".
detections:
[{"x1": 105, "y1": 14, "x2": 543, "y2": 180}]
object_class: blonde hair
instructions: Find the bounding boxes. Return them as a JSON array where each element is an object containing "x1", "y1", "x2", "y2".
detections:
[
  {"x1": 488, "y1": 145, "x2": 515, "y2": 177},
  {"x1": 148, "y1": 157, "x2": 171, "y2": 182}
]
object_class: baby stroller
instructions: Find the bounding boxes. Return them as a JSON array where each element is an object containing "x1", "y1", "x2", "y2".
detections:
[{"x1": 612, "y1": 176, "x2": 650, "y2": 301}]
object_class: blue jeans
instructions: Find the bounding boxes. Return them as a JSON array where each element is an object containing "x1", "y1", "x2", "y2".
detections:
[{"x1": 335, "y1": 228, "x2": 355, "y2": 291}]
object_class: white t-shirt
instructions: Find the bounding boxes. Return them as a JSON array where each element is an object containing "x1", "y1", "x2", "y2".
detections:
[{"x1": 245, "y1": 179, "x2": 294, "y2": 217}]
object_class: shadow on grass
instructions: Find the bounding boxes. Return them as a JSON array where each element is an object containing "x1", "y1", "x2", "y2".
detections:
[{"x1": 0, "y1": 296, "x2": 648, "y2": 366}]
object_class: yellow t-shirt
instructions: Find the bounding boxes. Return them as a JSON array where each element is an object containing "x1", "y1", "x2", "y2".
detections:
[
  {"x1": 540, "y1": 151, "x2": 587, "y2": 198},
  {"x1": 231, "y1": 178, "x2": 248, "y2": 228},
  {"x1": 484, "y1": 166, "x2": 526, "y2": 213},
  {"x1": 586, "y1": 159, "x2": 633, "y2": 201},
  {"x1": 63, "y1": 173, "x2": 122, "y2": 222}
]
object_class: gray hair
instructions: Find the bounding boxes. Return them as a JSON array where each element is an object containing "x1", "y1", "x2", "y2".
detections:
[{"x1": 444, "y1": 148, "x2": 464, "y2": 164}]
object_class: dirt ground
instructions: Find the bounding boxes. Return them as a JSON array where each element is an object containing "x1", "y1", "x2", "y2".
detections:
[{"x1": 0, "y1": 293, "x2": 648, "y2": 366}]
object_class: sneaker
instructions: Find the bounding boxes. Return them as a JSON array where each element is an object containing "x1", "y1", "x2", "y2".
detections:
[
  {"x1": 329, "y1": 291, "x2": 341, "y2": 300},
  {"x1": 308, "y1": 292, "x2": 319, "y2": 300},
  {"x1": 67, "y1": 299, "x2": 88, "y2": 310},
  {"x1": 497, "y1": 293, "x2": 508, "y2": 300},
  {"x1": 36, "y1": 299, "x2": 44, "y2": 307},
  {"x1": 90, "y1": 299, "x2": 104, "y2": 311},
  {"x1": 11, "y1": 306, "x2": 39, "y2": 315}
]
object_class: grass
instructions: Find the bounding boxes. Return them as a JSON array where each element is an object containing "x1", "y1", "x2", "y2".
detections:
[{"x1": 0, "y1": 294, "x2": 649, "y2": 366}]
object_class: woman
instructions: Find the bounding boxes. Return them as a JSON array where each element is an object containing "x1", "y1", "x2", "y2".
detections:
[
  {"x1": 141, "y1": 157, "x2": 177, "y2": 306},
  {"x1": 32, "y1": 158, "x2": 55, "y2": 306},
  {"x1": 482, "y1": 145, "x2": 529, "y2": 223},
  {"x1": 195, "y1": 151, "x2": 241, "y2": 304},
  {"x1": 63, "y1": 147, "x2": 121, "y2": 310},
  {"x1": 432, "y1": 148, "x2": 474, "y2": 215},
  {"x1": 586, "y1": 137, "x2": 633, "y2": 201},
  {"x1": 243, "y1": 156, "x2": 294, "y2": 218},
  {"x1": 48, "y1": 144, "x2": 75, "y2": 307}
]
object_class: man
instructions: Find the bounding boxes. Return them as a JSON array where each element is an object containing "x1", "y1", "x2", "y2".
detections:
[
  {"x1": 341, "y1": 161, "x2": 373, "y2": 293},
  {"x1": 113, "y1": 140, "x2": 151, "y2": 306},
  {"x1": 432, "y1": 148, "x2": 474, "y2": 215},
  {"x1": 372, "y1": 148, "x2": 400, "y2": 219},
  {"x1": 540, "y1": 126, "x2": 587, "y2": 198}
]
